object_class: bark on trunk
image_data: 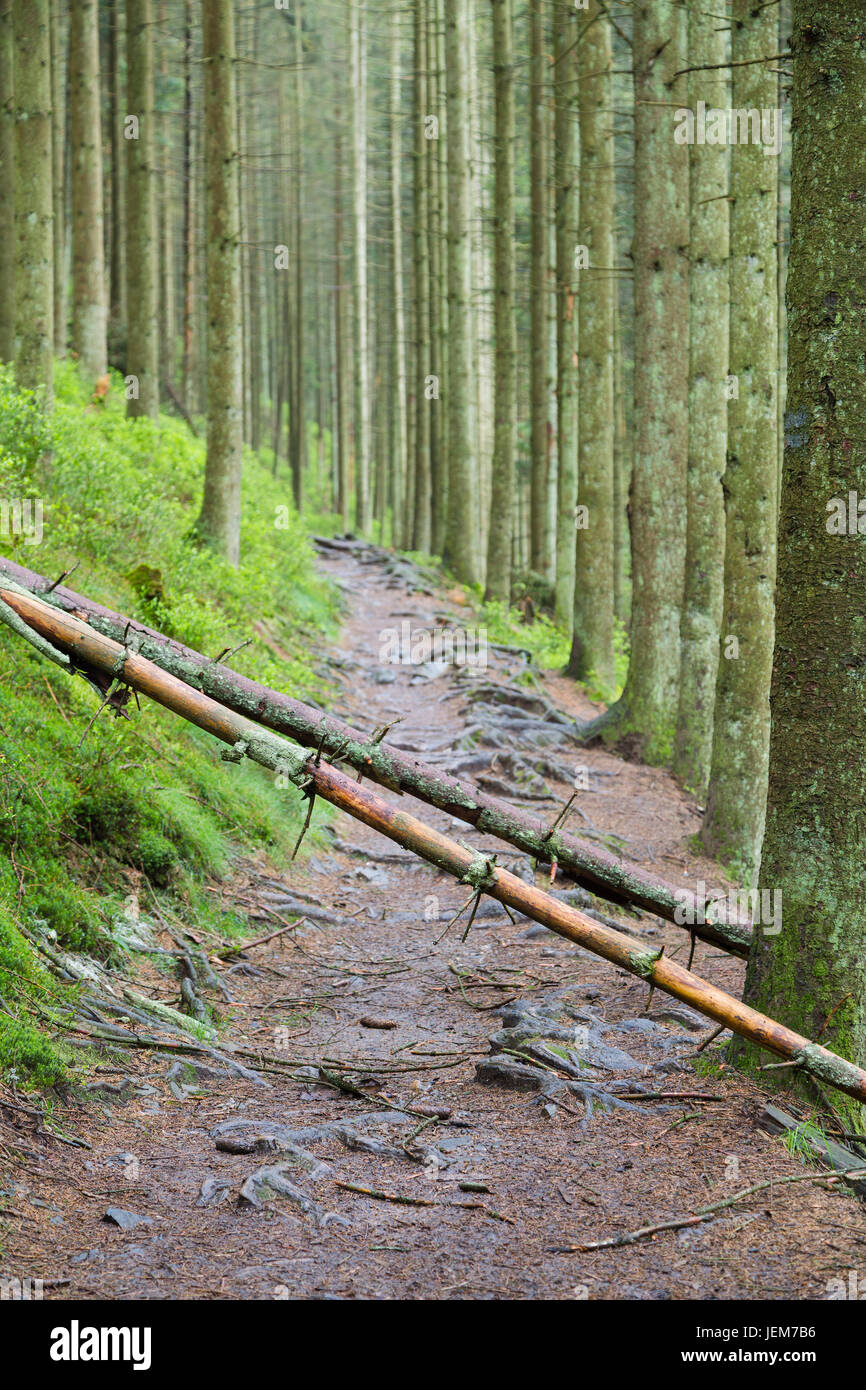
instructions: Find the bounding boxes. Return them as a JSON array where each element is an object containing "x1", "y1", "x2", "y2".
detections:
[
  {"x1": 742, "y1": 0, "x2": 866, "y2": 1109},
  {"x1": 12, "y1": 0, "x2": 54, "y2": 404},
  {"x1": 125, "y1": 0, "x2": 158, "y2": 418},
  {"x1": 69, "y1": 0, "x2": 107, "y2": 381}
]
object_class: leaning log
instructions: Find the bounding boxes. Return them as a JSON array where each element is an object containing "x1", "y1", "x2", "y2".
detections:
[
  {"x1": 0, "y1": 557, "x2": 747, "y2": 956},
  {"x1": 2, "y1": 585, "x2": 863, "y2": 1107}
]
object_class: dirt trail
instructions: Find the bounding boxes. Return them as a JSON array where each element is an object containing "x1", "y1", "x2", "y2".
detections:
[{"x1": 2, "y1": 546, "x2": 864, "y2": 1301}]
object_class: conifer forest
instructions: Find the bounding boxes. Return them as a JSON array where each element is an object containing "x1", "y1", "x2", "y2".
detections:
[{"x1": 0, "y1": 0, "x2": 865, "y2": 1335}]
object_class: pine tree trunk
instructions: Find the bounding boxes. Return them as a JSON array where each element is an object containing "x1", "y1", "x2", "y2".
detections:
[
  {"x1": 196, "y1": 0, "x2": 243, "y2": 564},
  {"x1": 125, "y1": 0, "x2": 158, "y2": 417},
  {"x1": 528, "y1": 0, "x2": 548, "y2": 579},
  {"x1": 553, "y1": 0, "x2": 578, "y2": 626},
  {"x1": 442, "y1": 0, "x2": 478, "y2": 584},
  {"x1": 426, "y1": 0, "x2": 444, "y2": 555},
  {"x1": 0, "y1": 3, "x2": 16, "y2": 363},
  {"x1": 50, "y1": 0, "x2": 66, "y2": 359},
  {"x1": 611, "y1": 0, "x2": 688, "y2": 761},
  {"x1": 181, "y1": 0, "x2": 195, "y2": 411},
  {"x1": 350, "y1": 0, "x2": 371, "y2": 534},
  {"x1": 334, "y1": 93, "x2": 350, "y2": 528},
  {"x1": 571, "y1": 2, "x2": 615, "y2": 692},
  {"x1": 742, "y1": 0, "x2": 866, "y2": 1103},
  {"x1": 701, "y1": 0, "x2": 778, "y2": 875},
  {"x1": 411, "y1": 0, "x2": 431, "y2": 551},
  {"x1": 389, "y1": 2, "x2": 408, "y2": 550},
  {"x1": 291, "y1": 0, "x2": 305, "y2": 513},
  {"x1": 672, "y1": 7, "x2": 729, "y2": 795},
  {"x1": 107, "y1": 0, "x2": 125, "y2": 347},
  {"x1": 484, "y1": 0, "x2": 515, "y2": 602},
  {"x1": 12, "y1": 0, "x2": 53, "y2": 404},
  {"x1": 69, "y1": 0, "x2": 107, "y2": 382}
]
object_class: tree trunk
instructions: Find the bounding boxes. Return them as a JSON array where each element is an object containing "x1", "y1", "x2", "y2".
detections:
[
  {"x1": 389, "y1": 1, "x2": 408, "y2": 550},
  {"x1": 442, "y1": 0, "x2": 478, "y2": 584},
  {"x1": 181, "y1": 0, "x2": 195, "y2": 411},
  {"x1": 350, "y1": 0, "x2": 370, "y2": 534},
  {"x1": 411, "y1": 0, "x2": 431, "y2": 551},
  {"x1": 701, "y1": 0, "x2": 778, "y2": 876},
  {"x1": 196, "y1": 0, "x2": 243, "y2": 565},
  {"x1": 333, "y1": 92, "x2": 350, "y2": 528},
  {"x1": 484, "y1": 0, "x2": 515, "y2": 603},
  {"x1": 107, "y1": 0, "x2": 124, "y2": 346},
  {"x1": 50, "y1": 0, "x2": 66, "y2": 359},
  {"x1": 529, "y1": 0, "x2": 548, "y2": 579},
  {"x1": 571, "y1": 2, "x2": 615, "y2": 693},
  {"x1": 69, "y1": 0, "x2": 107, "y2": 382},
  {"x1": 12, "y1": 0, "x2": 53, "y2": 404},
  {"x1": 553, "y1": 0, "x2": 578, "y2": 626},
  {"x1": 290, "y1": 0, "x2": 305, "y2": 513},
  {"x1": 742, "y1": 0, "x2": 866, "y2": 1108},
  {"x1": 0, "y1": 3, "x2": 15, "y2": 363},
  {"x1": 672, "y1": 7, "x2": 729, "y2": 796},
  {"x1": 608, "y1": 0, "x2": 688, "y2": 761},
  {"x1": 125, "y1": 0, "x2": 158, "y2": 417}
]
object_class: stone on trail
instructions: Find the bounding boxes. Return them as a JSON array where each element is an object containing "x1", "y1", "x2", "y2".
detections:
[{"x1": 103, "y1": 1207, "x2": 153, "y2": 1230}]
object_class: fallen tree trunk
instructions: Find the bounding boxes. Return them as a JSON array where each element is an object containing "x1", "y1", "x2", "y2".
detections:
[
  {"x1": 0, "y1": 557, "x2": 747, "y2": 956},
  {"x1": 2, "y1": 584, "x2": 863, "y2": 1107}
]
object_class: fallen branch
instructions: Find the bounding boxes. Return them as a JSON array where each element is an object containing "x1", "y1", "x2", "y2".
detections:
[
  {"x1": 2, "y1": 587, "x2": 864, "y2": 1107},
  {"x1": 0, "y1": 558, "x2": 745, "y2": 956}
]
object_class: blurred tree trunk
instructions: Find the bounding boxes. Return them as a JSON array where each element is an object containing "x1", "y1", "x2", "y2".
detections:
[
  {"x1": 702, "y1": 0, "x2": 778, "y2": 875},
  {"x1": 529, "y1": 0, "x2": 548, "y2": 579},
  {"x1": 553, "y1": 0, "x2": 578, "y2": 626},
  {"x1": 69, "y1": 0, "x2": 107, "y2": 381},
  {"x1": 411, "y1": 0, "x2": 431, "y2": 550},
  {"x1": 125, "y1": 0, "x2": 158, "y2": 417},
  {"x1": 389, "y1": 1, "x2": 408, "y2": 549},
  {"x1": 50, "y1": 0, "x2": 66, "y2": 359},
  {"x1": 13, "y1": 0, "x2": 54, "y2": 404},
  {"x1": 443, "y1": 0, "x2": 478, "y2": 583},
  {"x1": 0, "y1": 3, "x2": 16, "y2": 363},
  {"x1": 571, "y1": 1, "x2": 615, "y2": 693},
  {"x1": 107, "y1": 0, "x2": 124, "y2": 348},
  {"x1": 196, "y1": 0, "x2": 243, "y2": 564},
  {"x1": 484, "y1": 0, "x2": 515, "y2": 602},
  {"x1": 673, "y1": 5, "x2": 729, "y2": 795},
  {"x1": 608, "y1": 0, "x2": 688, "y2": 761},
  {"x1": 350, "y1": 0, "x2": 370, "y2": 533}
]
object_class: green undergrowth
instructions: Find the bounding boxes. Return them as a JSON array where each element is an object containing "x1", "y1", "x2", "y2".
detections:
[{"x1": 0, "y1": 363, "x2": 339, "y2": 1090}]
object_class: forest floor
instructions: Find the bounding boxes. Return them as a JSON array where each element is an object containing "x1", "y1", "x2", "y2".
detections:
[{"x1": 2, "y1": 543, "x2": 865, "y2": 1301}]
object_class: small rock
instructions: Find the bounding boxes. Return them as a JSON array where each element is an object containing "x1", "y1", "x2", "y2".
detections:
[{"x1": 103, "y1": 1207, "x2": 152, "y2": 1231}]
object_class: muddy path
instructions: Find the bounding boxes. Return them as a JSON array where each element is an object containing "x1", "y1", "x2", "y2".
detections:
[{"x1": 2, "y1": 545, "x2": 865, "y2": 1301}]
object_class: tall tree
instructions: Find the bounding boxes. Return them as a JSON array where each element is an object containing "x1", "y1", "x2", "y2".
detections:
[
  {"x1": 528, "y1": 0, "x2": 548, "y2": 579},
  {"x1": 290, "y1": 0, "x2": 305, "y2": 513},
  {"x1": 107, "y1": 0, "x2": 125, "y2": 345},
  {"x1": 553, "y1": 0, "x2": 578, "y2": 626},
  {"x1": 125, "y1": 0, "x2": 158, "y2": 417},
  {"x1": 484, "y1": 0, "x2": 515, "y2": 602},
  {"x1": 0, "y1": 3, "x2": 15, "y2": 363},
  {"x1": 50, "y1": 0, "x2": 66, "y2": 358},
  {"x1": 702, "y1": 0, "x2": 778, "y2": 875},
  {"x1": 411, "y1": 0, "x2": 431, "y2": 551},
  {"x1": 12, "y1": 0, "x2": 53, "y2": 403},
  {"x1": 743, "y1": 0, "x2": 866, "y2": 1101},
  {"x1": 598, "y1": 0, "x2": 689, "y2": 760},
  {"x1": 389, "y1": 1, "x2": 408, "y2": 549},
  {"x1": 350, "y1": 0, "x2": 371, "y2": 534},
  {"x1": 442, "y1": 0, "x2": 478, "y2": 584},
  {"x1": 333, "y1": 88, "x2": 350, "y2": 529},
  {"x1": 196, "y1": 0, "x2": 243, "y2": 564},
  {"x1": 673, "y1": 6, "x2": 730, "y2": 794},
  {"x1": 68, "y1": 0, "x2": 107, "y2": 381},
  {"x1": 571, "y1": 2, "x2": 615, "y2": 693}
]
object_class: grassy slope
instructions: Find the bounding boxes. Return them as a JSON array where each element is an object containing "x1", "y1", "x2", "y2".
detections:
[{"x1": 0, "y1": 364, "x2": 338, "y2": 1088}]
